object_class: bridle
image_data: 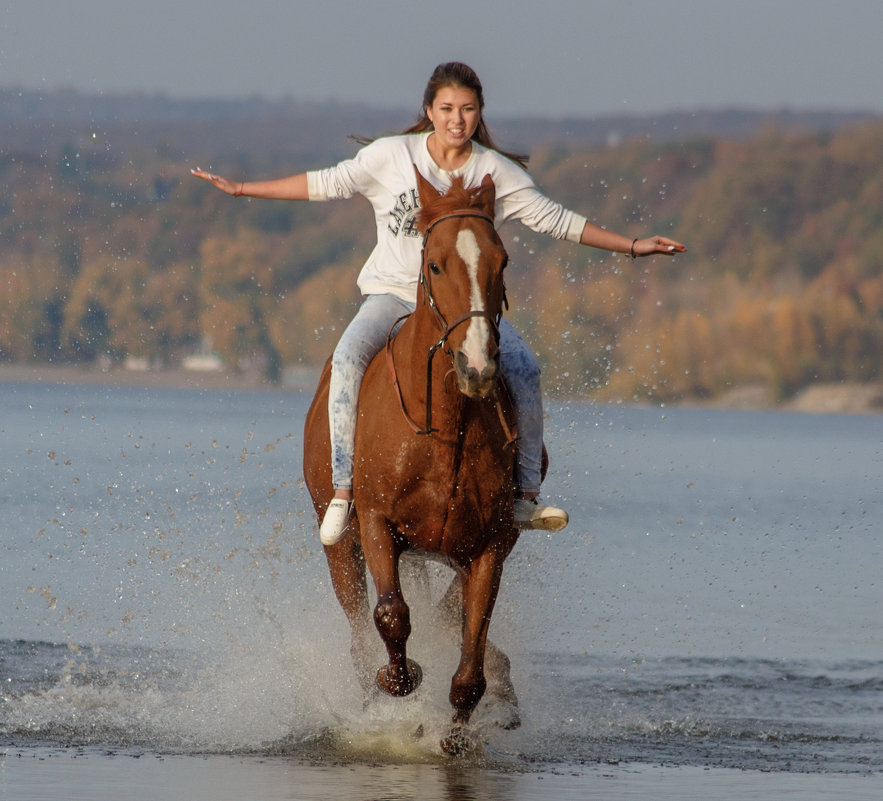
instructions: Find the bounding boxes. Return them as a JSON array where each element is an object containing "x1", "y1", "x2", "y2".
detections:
[
  {"x1": 386, "y1": 209, "x2": 510, "y2": 437},
  {"x1": 418, "y1": 210, "x2": 504, "y2": 339}
]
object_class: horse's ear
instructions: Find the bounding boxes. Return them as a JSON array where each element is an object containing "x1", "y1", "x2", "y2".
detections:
[
  {"x1": 415, "y1": 165, "x2": 441, "y2": 214},
  {"x1": 476, "y1": 173, "x2": 497, "y2": 219}
]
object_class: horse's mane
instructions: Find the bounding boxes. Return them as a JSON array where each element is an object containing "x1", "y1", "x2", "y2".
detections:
[{"x1": 416, "y1": 175, "x2": 492, "y2": 233}]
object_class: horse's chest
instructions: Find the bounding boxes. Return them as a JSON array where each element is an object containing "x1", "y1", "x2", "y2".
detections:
[
  {"x1": 355, "y1": 394, "x2": 514, "y2": 537},
  {"x1": 390, "y1": 425, "x2": 509, "y2": 484}
]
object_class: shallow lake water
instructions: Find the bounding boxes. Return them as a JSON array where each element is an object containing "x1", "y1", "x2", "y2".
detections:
[{"x1": 1, "y1": 380, "x2": 881, "y2": 798}]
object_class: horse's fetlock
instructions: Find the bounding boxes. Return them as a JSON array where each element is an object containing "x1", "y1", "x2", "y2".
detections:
[
  {"x1": 449, "y1": 673, "x2": 486, "y2": 717},
  {"x1": 374, "y1": 597, "x2": 411, "y2": 641}
]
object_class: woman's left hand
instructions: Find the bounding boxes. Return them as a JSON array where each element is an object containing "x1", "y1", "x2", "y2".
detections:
[{"x1": 633, "y1": 236, "x2": 687, "y2": 257}]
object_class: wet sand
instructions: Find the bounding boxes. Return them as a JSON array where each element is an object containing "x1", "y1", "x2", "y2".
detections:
[{"x1": 4, "y1": 747, "x2": 881, "y2": 801}]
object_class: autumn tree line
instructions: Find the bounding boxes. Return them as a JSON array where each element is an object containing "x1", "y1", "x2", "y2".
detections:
[{"x1": 2, "y1": 115, "x2": 882, "y2": 402}]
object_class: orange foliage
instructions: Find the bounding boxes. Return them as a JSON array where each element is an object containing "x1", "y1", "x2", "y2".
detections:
[{"x1": 4, "y1": 117, "x2": 883, "y2": 398}]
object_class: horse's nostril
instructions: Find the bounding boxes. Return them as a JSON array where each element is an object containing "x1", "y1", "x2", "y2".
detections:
[
  {"x1": 455, "y1": 350, "x2": 470, "y2": 373},
  {"x1": 455, "y1": 349, "x2": 499, "y2": 395},
  {"x1": 482, "y1": 351, "x2": 500, "y2": 381},
  {"x1": 456, "y1": 351, "x2": 482, "y2": 380}
]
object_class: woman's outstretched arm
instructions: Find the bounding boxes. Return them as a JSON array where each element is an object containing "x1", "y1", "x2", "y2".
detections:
[
  {"x1": 578, "y1": 219, "x2": 686, "y2": 258},
  {"x1": 190, "y1": 168, "x2": 310, "y2": 200}
]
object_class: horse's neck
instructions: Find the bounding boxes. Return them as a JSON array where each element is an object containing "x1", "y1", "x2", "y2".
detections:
[{"x1": 394, "y1": 314, "x2": 464, "y2": 427}]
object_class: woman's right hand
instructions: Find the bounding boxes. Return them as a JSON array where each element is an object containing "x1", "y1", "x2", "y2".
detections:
[{"x1": 190, "y1": 167, "x2": 242, "y2": 196}]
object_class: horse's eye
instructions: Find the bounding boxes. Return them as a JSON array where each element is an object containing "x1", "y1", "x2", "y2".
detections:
[{"x1": 429, "y1": 262, "x2": 441, "y2": 275}]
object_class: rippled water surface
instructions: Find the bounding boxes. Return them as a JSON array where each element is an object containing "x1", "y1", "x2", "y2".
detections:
[{"x1": 1, "y1": 381, "x2": 881, "y2": 798}]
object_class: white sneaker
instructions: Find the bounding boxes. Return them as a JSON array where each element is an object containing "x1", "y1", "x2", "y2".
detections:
[
  {"x1": 320, "y1": 498, "x2": 355, "y2": 546},
  {"x1": 514, "y1": 498, "x2": 569, "y2": 532}
]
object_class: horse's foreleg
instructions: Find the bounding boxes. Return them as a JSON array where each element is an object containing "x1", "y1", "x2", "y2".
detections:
[
  {"x1": 362, "y1": 521, "x2": 423, "y2": 697},
  {"x1": 448, "y1": 550, "x2": 504, "y2": 725},
  {"x1": 435, "y1": 573, "x2": 463, "y2": 634},
  {"x1": 323, "y1": 524, "x2": 374, "y2": 696},
  {"x1": 434, "y1": 572, "x2": 519, "y2": 725}
]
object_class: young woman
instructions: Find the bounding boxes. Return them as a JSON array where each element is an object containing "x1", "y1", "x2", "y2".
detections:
[{"x1": 192, "y1": 62, "x2": 685, "y2": 546}]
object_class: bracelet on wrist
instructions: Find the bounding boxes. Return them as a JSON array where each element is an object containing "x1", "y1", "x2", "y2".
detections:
[
  {"x1": 234, "y1": 182, "x2": 245, "y2": 197},
  {"x1": 629, "y1": 238, "x2": 638, "y2": 259}
]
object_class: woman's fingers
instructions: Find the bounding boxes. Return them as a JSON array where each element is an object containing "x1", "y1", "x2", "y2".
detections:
[
  {"x1": 190, "y1": 168, "x2": 233, "y2": 193},
  {"x1": 191, "y1": 167, "x2": 220, "y2": 182},
  {"x1": 650, "y1": 236, "x2": 686, "y2": 255},
  {"x1": 630, "y1": 237, "x2": 687, "y2": 257}
]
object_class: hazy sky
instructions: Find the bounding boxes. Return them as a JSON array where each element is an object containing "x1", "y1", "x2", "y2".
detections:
[{"x1": 2, "y1": 0, "x2": 881, "y2": 117}]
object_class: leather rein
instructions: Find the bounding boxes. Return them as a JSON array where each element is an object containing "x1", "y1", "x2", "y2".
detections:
[{"x1": 385, "y1": 209, "x2": 515, "y2": 441}]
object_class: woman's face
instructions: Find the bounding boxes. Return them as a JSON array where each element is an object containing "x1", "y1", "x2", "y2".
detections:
[{"x1": 426, "y1": 85, "x2": 481, "y2": 150}]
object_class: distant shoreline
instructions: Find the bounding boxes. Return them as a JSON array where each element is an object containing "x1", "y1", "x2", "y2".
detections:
[
  {"x1": 0, "y1": 363, "x2": 318, "y2": 393},
  {"x1": 1, "y1": 364, "x2": 881, "y2": 415},
  {"x1": 679, "y1": 381, "x2": 883, "y2": 416}
]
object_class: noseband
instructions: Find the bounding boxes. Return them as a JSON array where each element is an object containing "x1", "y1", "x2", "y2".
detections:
[{"x1": 386, "y1": 209, "x2": 507, "y2": 436}]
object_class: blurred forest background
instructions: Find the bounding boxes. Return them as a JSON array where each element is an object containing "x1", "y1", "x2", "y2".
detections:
[{"x1": 2, "y1": 88, "x2": 882, "y2": 404}]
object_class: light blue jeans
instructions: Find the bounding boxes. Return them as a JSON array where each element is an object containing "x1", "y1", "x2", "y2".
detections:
[{"x1": 329, "y1": 293, "x2": 544, "y2": 493}]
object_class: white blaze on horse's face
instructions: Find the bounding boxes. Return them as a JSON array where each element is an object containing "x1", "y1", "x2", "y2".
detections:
[{"x1": 455, "y1": 228, "x2": 495, "y2": 384}]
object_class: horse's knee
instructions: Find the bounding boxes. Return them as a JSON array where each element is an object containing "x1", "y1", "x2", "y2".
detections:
[{"x1": 374, "y1": 595, "x2": 411, "y2": 643}]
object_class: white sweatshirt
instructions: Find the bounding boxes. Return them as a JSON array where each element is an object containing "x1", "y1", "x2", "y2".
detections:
[{"x1": 307, "y1": 131, "x2": 587, "y2": 301}]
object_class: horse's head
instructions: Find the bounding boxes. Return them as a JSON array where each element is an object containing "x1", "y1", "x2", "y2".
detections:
[{"x1": 414, "y1": 167, "x2": 508, "y2": 399}]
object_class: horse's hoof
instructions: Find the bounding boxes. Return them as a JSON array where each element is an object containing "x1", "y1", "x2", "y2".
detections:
[
  {"x1": 440, "y1": 725, "x2": 474, "y2": 757},
  {"x1": 376, "y1": 659, "x2": 423, "y2": 697}
]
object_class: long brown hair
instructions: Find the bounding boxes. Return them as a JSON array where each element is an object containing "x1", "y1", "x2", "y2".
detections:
[{"x1": 353, "y1": 62, "x2": 529, "y2": 169}]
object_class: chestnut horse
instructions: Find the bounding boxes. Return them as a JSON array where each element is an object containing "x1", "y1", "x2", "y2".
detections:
[{"x1": 303, "y1": 168, "x2": 520, "y2": 752}]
